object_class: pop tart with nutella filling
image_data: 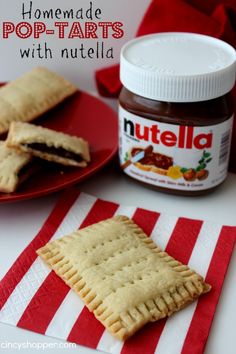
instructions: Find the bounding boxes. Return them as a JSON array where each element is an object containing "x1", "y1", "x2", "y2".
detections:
[{"x1": 6, "y1": 122, "x2": 90, "y2": 167}]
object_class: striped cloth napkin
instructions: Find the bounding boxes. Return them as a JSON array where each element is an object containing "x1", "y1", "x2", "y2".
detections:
[{"x1": 0, "y1": 188, "x2": 235, "y2": 354}]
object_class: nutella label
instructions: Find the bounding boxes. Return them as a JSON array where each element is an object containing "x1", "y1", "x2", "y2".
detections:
[{"x1": 119, "y1": 106, "x2": 233, "y2": 191}]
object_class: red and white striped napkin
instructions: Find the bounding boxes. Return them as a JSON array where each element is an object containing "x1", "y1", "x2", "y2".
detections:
[{"x1": 0, "y1": 188, "x2": 235, "y2": 354}]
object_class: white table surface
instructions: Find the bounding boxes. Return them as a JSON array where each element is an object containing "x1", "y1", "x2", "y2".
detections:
[{"x1": 0, "y1": 164, "x2": 235, "y2": 354}]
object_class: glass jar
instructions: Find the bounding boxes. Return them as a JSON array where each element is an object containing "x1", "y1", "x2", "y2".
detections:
[{"x1": 118, "y1": 33, "x2": 236, "y2": 196}]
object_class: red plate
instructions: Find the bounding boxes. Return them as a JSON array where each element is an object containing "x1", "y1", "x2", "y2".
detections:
[{"x1": 0, "y1": 90, "x2": 118, "y2": 203}]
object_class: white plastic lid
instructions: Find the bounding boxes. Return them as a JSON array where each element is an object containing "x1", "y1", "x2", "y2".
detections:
[{"x1": 120, "y1": 32, "x2": 236, "y2": 102}]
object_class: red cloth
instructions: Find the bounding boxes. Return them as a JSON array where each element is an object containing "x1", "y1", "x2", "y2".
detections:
[{"x1": 95, "y1": 0, "x2": 236, "y2": 172}]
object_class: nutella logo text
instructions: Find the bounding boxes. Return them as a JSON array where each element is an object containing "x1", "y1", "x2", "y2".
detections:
[{"x1": 124, "y1": 118, "x2": 213, "y2": 149}]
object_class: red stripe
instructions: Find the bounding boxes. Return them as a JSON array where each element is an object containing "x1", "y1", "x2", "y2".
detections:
[
  {"x1": 165, "y1": 218, "x2": 203, "y2": 263},
  {"x1": 121, "y1": 217, "x2": 203, "y2": 354},
  {"x1": 17, "y1": 198, "x2": 119, "y2": 335},
  {"x1": 17, "y1": 272, "x2": 71, "y2": 333},
  {"x1": 0, "y1": 188, "x2": 80, "y2": 310},
  {"x1": 68, "y1": 308, "x2": 106, "y2": 348},
  {"x1": 79, "y1": 199, "x2": 119, "y2": 229},
  {"x1": 132, "y1": 208, "x2": 160, "y2": 236},
  {"x1": 67, "y1": 199, "x2": 119, "y2": 347},
  {"x1": 181, "y1": 226, "x2": 236, "y2": 354}
]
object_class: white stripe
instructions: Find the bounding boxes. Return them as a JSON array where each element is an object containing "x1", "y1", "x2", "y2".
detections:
[
  {"x1": 0, "y1": 193, "x2": 96, "y2": 326},
  {"x1": 0, "y1": 258, "x2": 50, "y2": 325},
  {"x1": 51, "y1": 192, "x2": 97, "y2": 240},
  {"x1": 46, "y1": 290, "x2": 84, "y2": 339},
  {"x1": 151, "y1": 213, "x2": 179, "y2": 249},
  {"x1": 97, "y1": 333, "x2": 124, "y2": 354},
  {"x1": 97, "y1": 205, "x2": 137, "y2": 353},
  {"x1": 154, "y1": 221, "x2": 222, "y2": 354},
  {"x1": 188, "y1": 222, "x2": 222, "y2": 275},
  {"x1": 114, "y1": 205, "x2": 137, "y2": 218}
]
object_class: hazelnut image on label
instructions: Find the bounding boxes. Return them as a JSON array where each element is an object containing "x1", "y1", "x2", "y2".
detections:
[
  {"x1": 183, "y1": 169, "x2": 197, "y2": 182},
  {"x1": 196, "y1": 169, "x2": 209, "y2": 180}
]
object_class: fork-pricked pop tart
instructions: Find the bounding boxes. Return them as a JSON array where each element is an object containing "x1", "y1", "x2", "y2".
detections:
[{"x1": 0, "y1": 67, "x2": 77, "y2": 134}]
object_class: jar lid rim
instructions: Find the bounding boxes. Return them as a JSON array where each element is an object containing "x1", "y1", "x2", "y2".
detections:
[{"x1": 120, "y1": 32, "x2": 236, "y2": 102}]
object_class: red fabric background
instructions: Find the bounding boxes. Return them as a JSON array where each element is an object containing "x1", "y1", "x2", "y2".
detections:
[{"x1": 95, "y1": 0, "x2": 236, "y2": 172}]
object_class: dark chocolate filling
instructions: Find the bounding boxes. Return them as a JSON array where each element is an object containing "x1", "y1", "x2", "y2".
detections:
[
  {"x1": 25, "y1": 143, "x2": 83, "y2": 163},
  {"x1": 18, "y1": 162, "x2": 32, "y2": 178},
  {"x1": 131, "y1": 146, "x2": 173, "y2": 170},
  {"x1": 18, "y1": 160, "x2": 41, "y2": 184}
]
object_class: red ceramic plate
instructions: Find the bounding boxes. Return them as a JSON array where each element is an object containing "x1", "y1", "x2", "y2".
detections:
[{"x1": 0, "y1": 89, "x2": 118, "y2": 203}]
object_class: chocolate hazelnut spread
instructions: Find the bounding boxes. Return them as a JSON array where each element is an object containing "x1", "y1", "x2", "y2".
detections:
[
  {"x1": 25, "y1": 143, "x2": 83, "y2": 163},
  {"x1": 118, "y1": 33, "x2": 236, "y2": 196},
  {"x1": 131, "y1": 146, "x2": 173, "y2": 170}
]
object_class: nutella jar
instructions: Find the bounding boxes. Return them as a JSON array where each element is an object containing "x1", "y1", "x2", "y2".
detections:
[{"x1": 119, "y1": 33, "x2": 236, "y2": 196}]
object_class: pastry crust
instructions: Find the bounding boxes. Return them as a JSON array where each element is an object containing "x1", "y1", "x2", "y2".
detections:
[
  {"x1": 37, "y1": 215, "x2": 211, "y2": 341},
  {"x1": 0, "y1": 141, "x2": 32, "y2": 193},
  {"x1": 6, "y1": 122, "x2": 90, "y2": 167},
  {"x1": 0, "y1": 67, "x2": 77, "y2": 134}
]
